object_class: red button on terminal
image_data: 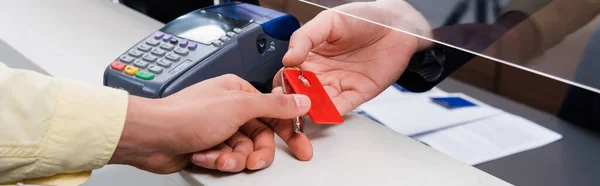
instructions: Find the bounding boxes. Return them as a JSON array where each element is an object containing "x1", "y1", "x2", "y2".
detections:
[{"x1": 111, "y1": 61, "x2": 126, "y2": 71}]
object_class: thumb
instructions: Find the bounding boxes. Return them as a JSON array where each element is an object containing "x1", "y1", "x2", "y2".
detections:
[
  {"x1": 283, "y1": 10, "x2": 336, "y2": 67},
  {"x1": 272, "y1": 69, "x2": 284, "y2": 88},
  {"x1": 244, "y1": 93, "x2": 311, "y2": 119}
]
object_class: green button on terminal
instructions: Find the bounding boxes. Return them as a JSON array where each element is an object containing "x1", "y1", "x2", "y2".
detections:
[{"x1": 135, "y1": 71, "x2": 155, "y2": 80}]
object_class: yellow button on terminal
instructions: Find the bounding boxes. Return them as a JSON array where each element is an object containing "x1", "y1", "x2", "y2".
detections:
[{"x1": 124, "y1": 65, "x2": 139, "y2": 75}]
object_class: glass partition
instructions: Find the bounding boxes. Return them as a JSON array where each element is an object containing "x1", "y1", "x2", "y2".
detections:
[
  {"x1": 256, "y1": 1, "x2": 600, "y2": 184},
  {"x1": 298, "y1": 0, "x2": 600, "y2": 94}
]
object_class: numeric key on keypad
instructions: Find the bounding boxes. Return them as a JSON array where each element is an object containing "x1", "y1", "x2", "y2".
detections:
[
  {"x1": 146, "y1": 39, "x2": 160, "y2": 46},
  {"x1": 212, "y1": 40, "x2": 223, "y2": 47},
  {"x1": 142, "y1": 54, "x2": 157, "y2": 62},
  {"x1": 137, "y1": 45, "x2": 152, "y2": 52},
  {"x1": 148, "y1": 65, "x2": 163, "y2": 74},
  {"x1": 160, "y1": 43, "x2": 175, "y2": 51},
  {"x1": 233, "y1": 28, "x2": 242, "y2": 34},
  {"x1": 133, "y1": 60, "x2": 149, "y2": 68},
  {"x1": 157, "y1": 59, "x2": 172, "y2": 67},
  {"x1": 169, "y1": 37, "x2": 178, "y2": 44},
  {"x1": 174, "y1": 47, "x2": 189, "y2": 56},
  {"x1": 166, "y1": 53, "x2": 181, "y2": 62},
  {"x1": 227, "y1": 31, "x2": 236, "y2": 38},
  {"x1": 119, "y1": 55, "x2": 135, "y2": 64},
  {"x1": 219, "y1": 36, "x2": 230, "y2": 42},
  {"x1": 151, "y1": 48, "x2": 166, "y2": 56},
  {"x1": 129, "y1": 50, "x2": 143, "y2": 58}
]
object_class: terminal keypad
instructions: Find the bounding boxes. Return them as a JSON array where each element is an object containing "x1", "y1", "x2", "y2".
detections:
[
  {"x1": 113, "y1": 33, "x2": 204, "y2": 80},
  {"x1": 111, "y1": 30, "x2": 240, "y2": 81}
]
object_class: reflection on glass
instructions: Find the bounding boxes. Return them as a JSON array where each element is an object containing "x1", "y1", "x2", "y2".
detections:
[{"x1": 298, "y1": 0, "x2": 600, "y2": 94}]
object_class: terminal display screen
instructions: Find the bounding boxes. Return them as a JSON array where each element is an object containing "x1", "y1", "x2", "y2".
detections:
[{"x1": 160, "y1": 10, "x2": 250, "y2": 44}]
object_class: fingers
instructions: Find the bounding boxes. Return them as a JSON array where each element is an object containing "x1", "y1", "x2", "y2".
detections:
[
  {"x1": 216, "y1": 73, "x2": 310, "y2": 119},
  {"x1": 261, "y1": 118, "x2": 313, "y2": 161},
  {"x1": 216, "y1": 74, "x2": 261, "y2": 94},
  {"x1": 330, "y1": 90, "x2": 365, "y2": 115},
  {"x1": 277, "y1": 83, "x2": 355, "y2": 116},
  {"x1": 239, "y1": 119, "x2": 276, "y2": 170},
  {"x1": 191, "y1": 143, "x2": 232, "y2": 169},
  {"x1": 265, "y1": 88, "x2": 313, "y2": 161},
  {"x1": 272, "y1": 69, "x2": 284, "y2": 88},
  {"x1": 220, "y1": 132, "x2": 254, "y2": 172},
  {"x1": 242, "y1": 93, "x2": 311, "y2": 119},
  {"x1": 191, "y1": 132, "x2": 253, "y2": 172},
  {"x1": 271, "y1": 86, "x2": 284, "y2": 94},
  {"x1": 283, "y1": 11, "x2": 336, "y2": 67},
  {"x1": 192, "y1": 120, "x2": 277, "y2": 172}
]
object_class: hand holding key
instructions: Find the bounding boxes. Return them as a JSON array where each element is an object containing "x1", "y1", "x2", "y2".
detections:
[
  {"x1": 110, "y1": 74, "x2": 312, "y2": 173},
  {"x1": 280, "y1": 2, "x2": 428, "y2": 114},
  {"x1": 190, "y1": 68, "x2": 344, "y2": 170},
  {"x1": 185, "y1": 75, "x2": 315, "y2": 172},
  {"x1": 281, "y1": 67, "x2": 344, "y2": 133},
  {"x1": 190, "y1": 110, "x2": 315, "y2": 172}
]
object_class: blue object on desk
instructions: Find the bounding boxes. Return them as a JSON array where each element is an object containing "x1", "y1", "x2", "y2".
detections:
[
  {"x1": 392, "y1": 84, "x2": 412, "y2": 92},
  {"x1": 431, "y1": 97, "x2": 477, "y2": 109},
  {"x1": 356, "y1": 110, "x2": 384, "y2": 125}
]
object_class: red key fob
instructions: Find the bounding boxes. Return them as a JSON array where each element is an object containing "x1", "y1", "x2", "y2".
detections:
[{"x1": 283, "y1": 68, "x2": 344, "y2": 124}]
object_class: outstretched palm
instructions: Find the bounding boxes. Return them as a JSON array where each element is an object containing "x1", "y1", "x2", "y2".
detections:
[{"x1": 279, "y1": 4, "x2": 425, "y2": 114}]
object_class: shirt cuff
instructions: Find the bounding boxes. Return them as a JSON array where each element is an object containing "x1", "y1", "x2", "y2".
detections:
[
  {"x1": 29, "y1": 78, "x2": 128, "y2": 185},
  {"x1": 405, "y1": 43, "x2": 446, "y2": 82},
  {"x1": 7, "y1": 172, "x2": 92, "y2": 186}
]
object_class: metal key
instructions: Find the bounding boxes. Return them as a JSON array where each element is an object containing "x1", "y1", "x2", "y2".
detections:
[{"x1": 281, "y1": 67, "x2": 303, "y2": 134}]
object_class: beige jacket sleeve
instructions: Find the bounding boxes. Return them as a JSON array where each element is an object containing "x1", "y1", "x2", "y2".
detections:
[{"x1": 0, "y1": 62, "x2": 129, "y2": 185}]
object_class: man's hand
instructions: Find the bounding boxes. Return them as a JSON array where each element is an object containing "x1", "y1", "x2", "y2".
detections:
[
  {"x1": 189, "y1": 86, "x2": 315, "y2": 172},
  {"x1": 280, "y1": 1, "x2": 431, "y2": 114},
  {"x1": 108, "y1": 74, "x2": 311, "y2": 174}
]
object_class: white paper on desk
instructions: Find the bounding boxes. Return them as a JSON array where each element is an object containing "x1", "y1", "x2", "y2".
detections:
[
  {"x1": 360, "y1": 93, "x2": 503, "y2": 136},
  {"x1": 414, "y1": 113, "x2": 563, "y2": 165},
  {"x1": 355, "y1": 85, "x2": 447, "y2": 111}
]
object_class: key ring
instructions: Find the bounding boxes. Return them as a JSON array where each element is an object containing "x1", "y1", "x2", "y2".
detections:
[
  {"x1": 281, "y1": 66, "x2": 304, "y2": 134},
  {"x1": 281, "y1": 66, "x2": 306, "y2": 92},
  {"x1": 284, "y1": 66, "x2": 310, "y2": 87},
  {"x1": 282, "y1": 66, "x2": 304, "y2": 77},
  {"x1": 292, "y1": 66, "x2": 304, "y2": 77}
]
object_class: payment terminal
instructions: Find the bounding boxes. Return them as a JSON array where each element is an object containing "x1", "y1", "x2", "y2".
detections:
[{"x1": 103, "y1": 2, "x2": 300, "y2": 98}]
